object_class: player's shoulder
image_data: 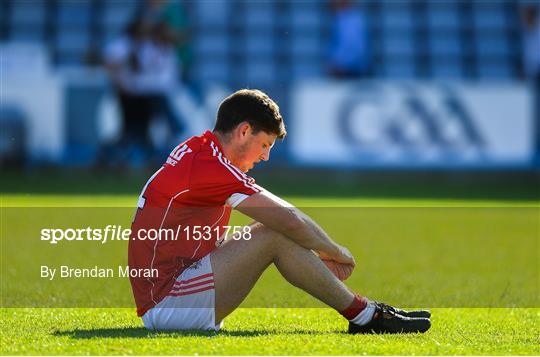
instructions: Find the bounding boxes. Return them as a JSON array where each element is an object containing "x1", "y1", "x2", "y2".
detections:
[
  {"x1": 183, "y1": 131, "x2": 222, "y2": 153},
  {"x1": 189, "y1": 132, "x2": 257, "y2": 186},
  {"x1": 209, "y1": 152, "x2": 255, "y2": 185},
  {"x1": 192, "y1": 144, "x2": 239, "y2": 181},
  {"x1": 168, "y1": 132, "x2": 210, "y2": 157}
]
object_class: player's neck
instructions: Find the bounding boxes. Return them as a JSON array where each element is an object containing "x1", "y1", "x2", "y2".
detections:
[{"x1": 212, "y1": 131, "x2": 236, "y2": 163}]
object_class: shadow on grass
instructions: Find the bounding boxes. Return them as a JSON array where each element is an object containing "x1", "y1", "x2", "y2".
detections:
[{"x1": 54, "y1": 327, "x2": 339, "y2": 339}]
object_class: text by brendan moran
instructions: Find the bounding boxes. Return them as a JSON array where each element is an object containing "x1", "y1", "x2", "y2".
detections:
[{"x1": 40, "y1": 265, "x2": 158, "y2": 280}]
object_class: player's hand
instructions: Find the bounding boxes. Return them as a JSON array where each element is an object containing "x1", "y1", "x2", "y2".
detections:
[
  {"x1": 320, "y1": 245, "x2": 356, "y2": 267},
  {"x1": 320, "y1": 258, "x2": 354, "y2": 281},
  {"x1": 318, "y1": 245, "x2": 356, "y2": 281}
]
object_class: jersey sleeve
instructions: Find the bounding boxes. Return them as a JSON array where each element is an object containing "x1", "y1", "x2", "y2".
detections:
[{"x1": 226, "y1": 192, "x2": 251, "y2": 208}]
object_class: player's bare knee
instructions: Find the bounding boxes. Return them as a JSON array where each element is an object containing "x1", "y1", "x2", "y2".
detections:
[{"x1": 250, "y1": 223, "x2": 287, "y2": 254}]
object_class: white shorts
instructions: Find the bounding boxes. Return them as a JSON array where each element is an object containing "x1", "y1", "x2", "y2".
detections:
[{"x1": 142, "y1": 254, "x2": 223, "y2": 331}]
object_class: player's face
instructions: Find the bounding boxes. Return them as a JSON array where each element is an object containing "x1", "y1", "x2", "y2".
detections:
[{"x1": 236, "y1": 129, "x2": 276, "y2": 172}]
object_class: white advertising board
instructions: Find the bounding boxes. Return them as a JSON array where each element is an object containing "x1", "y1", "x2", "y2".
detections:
[
  {"x1": 1, "y1": 44, "x2": 64, "y2": 162},
  {"x1": 290, "y1": 81, "x2": 534, "y2": 168}
]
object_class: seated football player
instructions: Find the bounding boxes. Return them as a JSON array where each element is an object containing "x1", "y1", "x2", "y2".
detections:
[{"x1": 128, "y1": 89, "x2": 431, "y2": 334}]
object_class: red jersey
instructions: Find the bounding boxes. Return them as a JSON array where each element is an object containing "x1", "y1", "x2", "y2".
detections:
[{"x1": 128, "y1": 131, "x2": 260, "y2": 316}]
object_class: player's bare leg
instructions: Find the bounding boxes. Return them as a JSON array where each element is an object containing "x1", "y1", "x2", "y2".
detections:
[
  {"x1": 210, "y1": 222, "x2": 431, "y2": 333},
  {"x1": 211, "y1": 222, "x2": 356, "y2": 322}
]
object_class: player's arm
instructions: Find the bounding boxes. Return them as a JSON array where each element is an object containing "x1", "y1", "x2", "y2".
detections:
[{"x1": 235, "y1": 191, "x2": 355, "y2": 267}]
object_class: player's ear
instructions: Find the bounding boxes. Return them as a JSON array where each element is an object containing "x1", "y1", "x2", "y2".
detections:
[{"x1": 237, "y1": 122, "x2": 251, "y2": 138}]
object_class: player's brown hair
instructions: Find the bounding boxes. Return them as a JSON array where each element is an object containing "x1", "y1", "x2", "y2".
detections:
[{"x1": 214, "y1": 89, "x2": 287, "y2": 139}]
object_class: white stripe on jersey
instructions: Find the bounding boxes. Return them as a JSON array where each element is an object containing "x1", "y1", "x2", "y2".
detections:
[
  {"x1": 210, "y1": 141, "x2": 220, "y2": 157},
  {"x1": 210, "y1": 141, "x2": 259, "y2": 192},
  {"x1": 217, "y1": 153, "x2": 259, "y2": 191},
  {"x1": 210, "y1": 141, "x2": 218, "y2": 156},
  {"x1": 214, "y1": 146, "x2": 257, "y2": 185},
  {"x1": 222, "y1": 156, "x2": 256, "y2": 185}
]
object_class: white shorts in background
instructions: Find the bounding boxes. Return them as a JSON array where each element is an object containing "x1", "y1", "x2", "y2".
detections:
[{"x1": 142, "y1": 254, "x2": 223, "y2": 331}]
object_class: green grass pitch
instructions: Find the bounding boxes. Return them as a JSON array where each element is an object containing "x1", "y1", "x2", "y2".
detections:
[
  {"x1": 1, "y1": 308, "x2": 538, "y2": 355},
  {"x1": 1, "y1": 174, "x2": 539, "y2": 355}
]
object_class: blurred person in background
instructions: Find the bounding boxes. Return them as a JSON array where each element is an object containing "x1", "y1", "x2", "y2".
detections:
[
  {"x1": 520, "y1": 4, "x2": 540, "y2": 164},
  {"x1": 327, "y1": 0, "x2": 370, "y2": 79},
  {"x1": 102, "y1": 18, "x2": 152, "y2": 168},
  {"x1": 162, "y1": 1, "x2": 193, "y2": 86},
  {"x1": 137, "y1": 0, "x2": 194, "y2": 87},
  {"x1": 147, "y1": 22, "x2": 187, "y2": 158},
  {"x1": 138, "y1": 0, "x2": 194, "y2": 132},
  {"x1": 102, "y1": 18, "x2": 184, "y2": 168}
]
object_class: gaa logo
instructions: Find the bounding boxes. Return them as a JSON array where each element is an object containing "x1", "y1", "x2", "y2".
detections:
[{"x1": 338, "y1": 84, "x2": 486, "y2": 161}]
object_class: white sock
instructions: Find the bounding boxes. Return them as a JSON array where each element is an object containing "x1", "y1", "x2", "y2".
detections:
[{"x1": 350, "y1": 301, "x2": 376, "y2": 326}]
